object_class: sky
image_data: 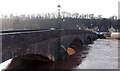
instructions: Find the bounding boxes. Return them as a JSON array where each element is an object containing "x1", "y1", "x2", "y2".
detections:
[
  {"x1": 0, "y1": 0, "x2": 119, "y2": 18},
  {"x1": 119, "y1": 1, "x2": 120, "y2": 19}
]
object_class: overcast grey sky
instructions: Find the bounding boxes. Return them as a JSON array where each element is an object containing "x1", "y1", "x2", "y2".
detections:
[
  {"x1": 118, "y1": 1, "x2": 120, "y2": 19},
  {"x1": 0, "y1": 0, "x2": 119, "y2": 18}
]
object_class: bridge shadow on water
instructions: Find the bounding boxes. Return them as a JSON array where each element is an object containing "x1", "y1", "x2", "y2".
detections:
[{"x1": 4, "y1": 46, "x2": 90, "y2": 70}]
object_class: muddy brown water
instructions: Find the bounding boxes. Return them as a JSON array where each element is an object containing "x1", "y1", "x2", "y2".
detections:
[{"x1": 4, "y1": 45, "x2": 90, "y2": 70}]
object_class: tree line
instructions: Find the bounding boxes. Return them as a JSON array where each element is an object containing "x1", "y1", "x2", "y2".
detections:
[
  {"x1": 1, "y1": 12, "x2": 119, "y2": 32},
  {"x1": 1, "y1": 12, "x2": 118, "y2": 20}
]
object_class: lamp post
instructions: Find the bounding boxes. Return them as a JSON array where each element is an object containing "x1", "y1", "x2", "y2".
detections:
[
  {"x1": 57, "y1": 4, "x2": 61, "y2": 42},
  {"x1": 57, "y1": 4, "x2": 61, "y2": 60},
  {"x1": 56, "y1": 5, "x2": 68, "y2": 60}
]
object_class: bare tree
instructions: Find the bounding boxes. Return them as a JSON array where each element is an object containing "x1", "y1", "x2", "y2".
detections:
[{"x1": 98, "y1": 15, "x2": 102, "y2": 19}]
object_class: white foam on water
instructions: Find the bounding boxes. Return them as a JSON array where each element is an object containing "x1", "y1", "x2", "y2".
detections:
[{"x1": 0, "y1": 59, "x2": 12, "y2": 71}]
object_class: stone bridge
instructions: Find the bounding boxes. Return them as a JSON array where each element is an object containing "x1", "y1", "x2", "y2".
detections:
[{"x1": 0, "y1": 29, "x2": 98, "y2": 63}]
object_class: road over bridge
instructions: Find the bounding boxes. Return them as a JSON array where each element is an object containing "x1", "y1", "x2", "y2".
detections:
[{"x1": 0, "y1": 29, "x2": 98, "y2": 63}]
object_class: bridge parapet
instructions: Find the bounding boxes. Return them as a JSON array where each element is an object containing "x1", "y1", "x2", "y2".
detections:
[{"x1": 1, "y1": 29, "x2": 97, "y2": 63}]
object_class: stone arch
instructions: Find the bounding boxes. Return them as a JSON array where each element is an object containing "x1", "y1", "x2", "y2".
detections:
[
  {"x1": 86, "y1": 36, "x2": 92, "y2": 44},
  {"x1": 14, "y1": 54, "x2": 52, "y2": 62},
  {"x1": 5, "y1": 54, "x2": 53, "y2": 69},
  {"x1": 69, "y1": 37, "x2": 83, "y2": 48}
]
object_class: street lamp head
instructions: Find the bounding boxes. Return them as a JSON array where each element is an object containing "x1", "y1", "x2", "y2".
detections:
[
  {"x1": 57, "y1": 4, "x2": 61, "y2": 8},
  {"x1": 57, "y1": 4, "x2": 61, "y2": 18}
]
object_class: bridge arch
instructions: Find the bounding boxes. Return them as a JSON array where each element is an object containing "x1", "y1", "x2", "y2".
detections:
[
  {"x1": 85, "y1": 35, "x2": 93, "y2": 44},
  {"x1": 14, "y1": 54, "x2": 52, "y2": 62},
  {"x1": 69, "y1": 37, "x2": 83, "y2": 48}
]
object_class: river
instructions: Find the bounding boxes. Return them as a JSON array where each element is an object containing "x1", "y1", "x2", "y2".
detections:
[{"x1": 76, "y1": 39, "x2": 119, "y2": 69}]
